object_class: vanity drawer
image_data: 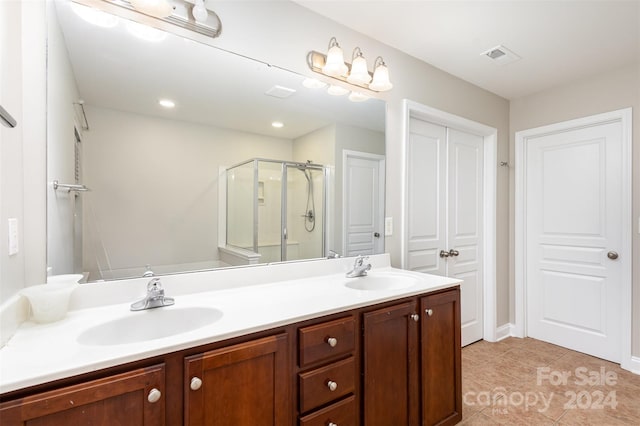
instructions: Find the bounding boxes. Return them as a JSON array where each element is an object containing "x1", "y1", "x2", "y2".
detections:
[
  {"x1": 299, "y1": 394, "x2": 356, "y2": 426},
  {"x1": 299, "y1": 357, "x2": 355, "y2": 413},
  {"x1": 298, "y1": 316, "x2": 355, "y2": 367}
]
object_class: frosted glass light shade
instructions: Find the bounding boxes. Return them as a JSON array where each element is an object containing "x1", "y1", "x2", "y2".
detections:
[
  {"x1": 327, "y1": 85, "x2": 350, "y2": 96},
  {"x1": 347, "y1": 55, "x2": 371, "y2": 85},
  {"x1": 348, "y1": 92, "x2": 369, "y2": 102},
  {"x1": 192, "y1": 0, "x2": 209, "y2": 22},
  {"x1": 369, "y1": 62, "x2": 393, "y2": 91},
  {"x1": 322, "y1": 45, "x2": 348, "y2": 77}
]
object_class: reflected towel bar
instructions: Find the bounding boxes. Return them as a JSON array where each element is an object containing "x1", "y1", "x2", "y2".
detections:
[
  {"x1": 0, "y1": 104, "x2": 17, "y2": 128},
  {"x1": 53, "y1": 180, "x2": 90, "y2": 192}
]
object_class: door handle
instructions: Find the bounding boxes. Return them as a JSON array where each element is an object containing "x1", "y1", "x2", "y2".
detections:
[
  {"x1": 374, "y1": 232, "x2": 380, "y2": 238},
  {"x1": 439, "y1": 250, "x2": 450, "y2": 258},
  {"x1": 607, "y1": 251, "x2": 619, "y2": 260},
  {"x1": 449, "y1": 249, "x2": 459, "y2": 257}
]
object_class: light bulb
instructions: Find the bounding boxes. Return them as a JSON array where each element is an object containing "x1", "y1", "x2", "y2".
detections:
[
  {"x1": 192, "y1": 0, "x2": 208, "y2": 23},
  {"x1": 369, "y1": 58, "x2": 393, "y2": 92},
  {"x1": 347, "y1": 49, "x2": 371, "y2": 85},
  {"x1": 322, "y1": 39, "x2": 348, "y2": 77}
]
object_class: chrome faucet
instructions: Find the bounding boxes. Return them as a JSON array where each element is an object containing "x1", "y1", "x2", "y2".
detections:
[
  {"x1": 130, "y1": 278, "x2": 175, "y2": 311},
  {"x1": 346, "y1": 255, "x2": 372, "y2": 278}
]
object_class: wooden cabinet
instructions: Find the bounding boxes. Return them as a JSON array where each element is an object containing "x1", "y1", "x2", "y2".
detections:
[
  {"x1": 184, "y1": 333, "x2": 290, "y2": 426},
  {"x1": 0, "y1": 364, "x2": 165, "y2": 426},
  {"x1": 1, "y1": 287, "x2": 461, "y2": 426},
  {"x1": 297, "y1": 316, "x2": 357, "y2": 425},
  {"x1": 362, "y1": 288, "x2": 461, "y2": 426},
  {"x1": 421, "y1": 289, "x2": 462, "y2": 426}
]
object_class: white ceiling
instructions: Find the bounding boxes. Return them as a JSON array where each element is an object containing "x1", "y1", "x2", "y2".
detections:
[{"x1": 295, "y1": 0, "x2": 640, "y2": 100}]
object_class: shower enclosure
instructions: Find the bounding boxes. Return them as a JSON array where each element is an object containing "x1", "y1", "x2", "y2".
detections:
[{"x1": 226, "y1": 159, "x2": 327, "y2": 263}]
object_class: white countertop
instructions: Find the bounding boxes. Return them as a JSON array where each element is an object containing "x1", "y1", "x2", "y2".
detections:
[{"x1": 0, "y1": 257, "x2": 460, "y2": 395}]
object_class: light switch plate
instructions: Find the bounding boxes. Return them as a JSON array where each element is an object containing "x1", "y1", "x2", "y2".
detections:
[{"x1": 385, "y1": 217, "x2": 393, "y2": 236}]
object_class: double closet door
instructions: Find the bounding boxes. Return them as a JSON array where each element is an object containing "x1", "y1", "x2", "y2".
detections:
[{"x1": 407, "y1": 118, "x2": 484, "y2": 346}]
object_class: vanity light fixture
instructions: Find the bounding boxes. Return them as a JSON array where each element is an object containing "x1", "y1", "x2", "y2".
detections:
[
  {"x1": 159, "y1": 99, "x2": 175, "y2": 108},
  {"x1": 307, "y1": 37, "x2": 392, "y2": 93}
]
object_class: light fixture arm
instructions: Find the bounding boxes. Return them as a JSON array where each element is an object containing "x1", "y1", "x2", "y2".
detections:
[
  {"x1": 328, "y1": 36, "x2": 340, "y2": 50},
  {"x1": 373, "y1": 56, "x2": 386, "y2": 69},
  {"x1": 352, "y1": 47, "x2": 364, "y2": 61}
]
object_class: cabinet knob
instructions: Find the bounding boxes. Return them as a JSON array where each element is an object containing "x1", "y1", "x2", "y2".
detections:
[
  {"x1": 410, "y1": 313, "x2": 420, "y2": 322},
  {"x1": 147, "y1": 388, "x2": 161, "y2": 403},
  {"x1": 449, "y1": 249, "x2": 460, "y2": 257},
  {"x1": 326, "y1": 337, "x2": 338, "y2": 347},
  {"x1": 439, "y1": 250, "x2": 450, "y2": 258},
  {"x1": 327, "y1": 380, "x2": 338, "y2": 391},
  {"x1": 328, "y1": 423, "x2": 338, "y2": 426},
  {"x1": 425, "y1": 308, "x2": 433, "y2": 317},
  {"x1": 190, "y1": 377, "x2": 203, "y2": 391}
]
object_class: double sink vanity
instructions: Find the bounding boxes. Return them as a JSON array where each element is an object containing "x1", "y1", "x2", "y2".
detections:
[{"x1": 0, "y1": 254, "x2": 462, "y2": 425}]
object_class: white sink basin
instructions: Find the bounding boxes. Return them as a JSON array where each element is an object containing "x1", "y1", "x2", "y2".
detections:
[
  {"x1": 344, "y1": 271, "x2": 419, "y2": 291},
  {"x1": 77, "y1": 307, "x2": 223, "y2": 346}
]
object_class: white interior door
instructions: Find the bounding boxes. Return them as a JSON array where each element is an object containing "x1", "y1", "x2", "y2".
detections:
[
  {"x1": 525, "y1": 121, "x2": 623, "y2": 362},
  {"x1": 407, "y1": 118, "x2": 484, "y2": 346},
  {"x1": 343, "y1": 152, "x2": 384, "y2": 256}
]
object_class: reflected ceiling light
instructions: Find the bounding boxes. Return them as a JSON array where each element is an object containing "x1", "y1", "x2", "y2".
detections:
[
  {"x1": 192, "y1": 0, "x2": 209, "y2": 23},
  {"x1": 159, "y1": 99, "x2": 175, "y2": 108},
  {"x1": 347, "y1": 47, "x2": 371, "y2": 85},
  {"x1": 127, "y1": 20, "x2": 168, "y2": 42},
  {"x1": 302, "y1": 78, "x2": 328, "y2": 89},
  {"x1": 369, "y1": 56, "x2": 393, "y2": 92},
  {"x1": 321, "y1": 37, "x2": 348, "y2": 77},
  {"x1": 348, "y1": 92, "x2": 369, "y2": 103},
  {"x1": 129, "y1": 0, "x2": 174, "y2": 19},
  {"x1": 271, "y1": 121, "x2": 284, "y2": 128},
  {"x1": 70, "y1": 2, "x2": 118, "y2": 28},
  {"x1": 327, "y1": 85, "x2": 349, "y2": 96},
  {"x1": 307, "y1": 38, "x2": 392, "y2": 93}
]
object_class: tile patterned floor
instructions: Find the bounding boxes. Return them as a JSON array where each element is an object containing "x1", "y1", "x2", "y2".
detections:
[{"x1": 460, "y1": 338, "x2": 640, "y2": 425}]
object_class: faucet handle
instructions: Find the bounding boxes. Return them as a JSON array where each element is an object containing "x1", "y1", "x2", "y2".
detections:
[
  {"x1": 147, "y1": 277, "x2": 163, "y2": 292},
  {"x1": 355, "y1": 255, "x2": 369, "y2": 266}
]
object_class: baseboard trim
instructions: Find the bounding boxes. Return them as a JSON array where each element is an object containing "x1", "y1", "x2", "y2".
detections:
[
  {"x1": 622, "y1": 356, "x2": 640, "y2": 375},
  {"x1": 495, "y1": 323, "x2": 515, "y2": 341}
]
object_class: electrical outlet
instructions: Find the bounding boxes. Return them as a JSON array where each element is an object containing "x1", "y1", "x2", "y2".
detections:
[{"x1": 385, "y1": 217, "x2": 393, "y2": 236}]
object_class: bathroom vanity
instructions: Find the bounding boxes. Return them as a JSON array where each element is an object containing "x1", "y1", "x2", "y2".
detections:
[{"x1": 0, "y1": 256, "x2": 462, "y2": 426}]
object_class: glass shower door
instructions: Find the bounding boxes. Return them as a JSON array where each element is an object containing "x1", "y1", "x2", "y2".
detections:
[{"x1": 283, "y1": 164, "x2": 325, "y2": 261}]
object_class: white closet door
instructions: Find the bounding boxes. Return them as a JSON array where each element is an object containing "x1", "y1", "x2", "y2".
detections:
[
  {"x1": 448, "y1": 129, "x2": 484, "y2": 346},
  {"x1": 525, "y1": 121, "x2": 622, "y2": 362},
  {"x1": 407, "y1": 119, "x2": 484, "y2": 346},
  {"x1": 407, "y1": 118, "x2": 447, "y2": 275}
]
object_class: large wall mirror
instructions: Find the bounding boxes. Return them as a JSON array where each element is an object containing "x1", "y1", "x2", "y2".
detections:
[{"x1": 47, "y1": 0, "x2": 386, "y2": 283}]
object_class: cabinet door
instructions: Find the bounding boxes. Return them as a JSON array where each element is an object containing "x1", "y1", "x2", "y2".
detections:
[
  {"x1": 184, "y1": 333, "x2": 290, "y2": 426},
  {"x1": 0, "y1": 364, "x2": 165, "y2": 426},
  {"x1": 421, "y1": 289, "x2": 462, "y2": 426},
  {"x1": 362, "y1": 301, "x2": 419, "y2": 426}
]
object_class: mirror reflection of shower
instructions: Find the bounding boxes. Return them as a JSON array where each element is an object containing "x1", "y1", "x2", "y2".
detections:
[
  {"x1": 298, "y1": 161, "x2": 316, "y2": 232},
  {"x1": 226, "y1": 158, "x2": 327, "y2": 264}
]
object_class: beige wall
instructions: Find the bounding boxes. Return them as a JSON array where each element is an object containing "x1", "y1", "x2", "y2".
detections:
[{"x1": 510, "y1": 62, "x2": 640, "y2": 356}]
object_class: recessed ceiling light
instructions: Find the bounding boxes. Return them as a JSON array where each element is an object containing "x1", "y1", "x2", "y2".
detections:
[
  {"x1": 159, "y1": 99, "x2": 175, "y2": 108},
  {"x1": 481, "y1": 45, "x2": 521, "y2": 66},
  {"x1": 70, "y1": 2, "x2": 118, "y2": 28},
  {"x1": 302, "y1": 78, "x2": 328, "y2": 89},
  {"x1": 271, "y1": 121, "x2": 284, "y2": 128}
]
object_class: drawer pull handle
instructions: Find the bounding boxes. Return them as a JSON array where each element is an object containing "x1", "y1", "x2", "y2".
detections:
[
  {"x1": 328, "y1": 423, "x2": 338, "y2": 426},
  {"x1": 190, "y1": 377, "x2": 203, "y2": 391},
  {"x1": 147, "y1": 388, "x2": 161, "y2": 403},
  {"x1": 410, "y1": 313, "x2": 419, "y2": 322},
  {"x1": 327, "y1": 380, "x2": 338, "y2": 391},
  {"x1": 326, "y1": 337, "x2": 338, "y2": 347},
  {"x1": 425, "y1": 309, "x2": 433, "y2": 317}
]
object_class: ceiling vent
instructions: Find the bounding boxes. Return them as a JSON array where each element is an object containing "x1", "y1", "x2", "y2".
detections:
[
  {"x1": 265, "y1": 85, "x2": 297, "y2": 99},
  {"x1": 481, "y1": 45, "x2": 521, "y2": 66}
]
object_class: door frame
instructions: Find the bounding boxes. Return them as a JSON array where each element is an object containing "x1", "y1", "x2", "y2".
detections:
[
  {"x1": 514, "y1": 108, "x2": 633, "y2": 370},
  {"x1": 401, "y1": 100, "x2": 498, "y2": 341},
  {"x1": 342, "y1": 150, "x2": 386, "y2": 256}
]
